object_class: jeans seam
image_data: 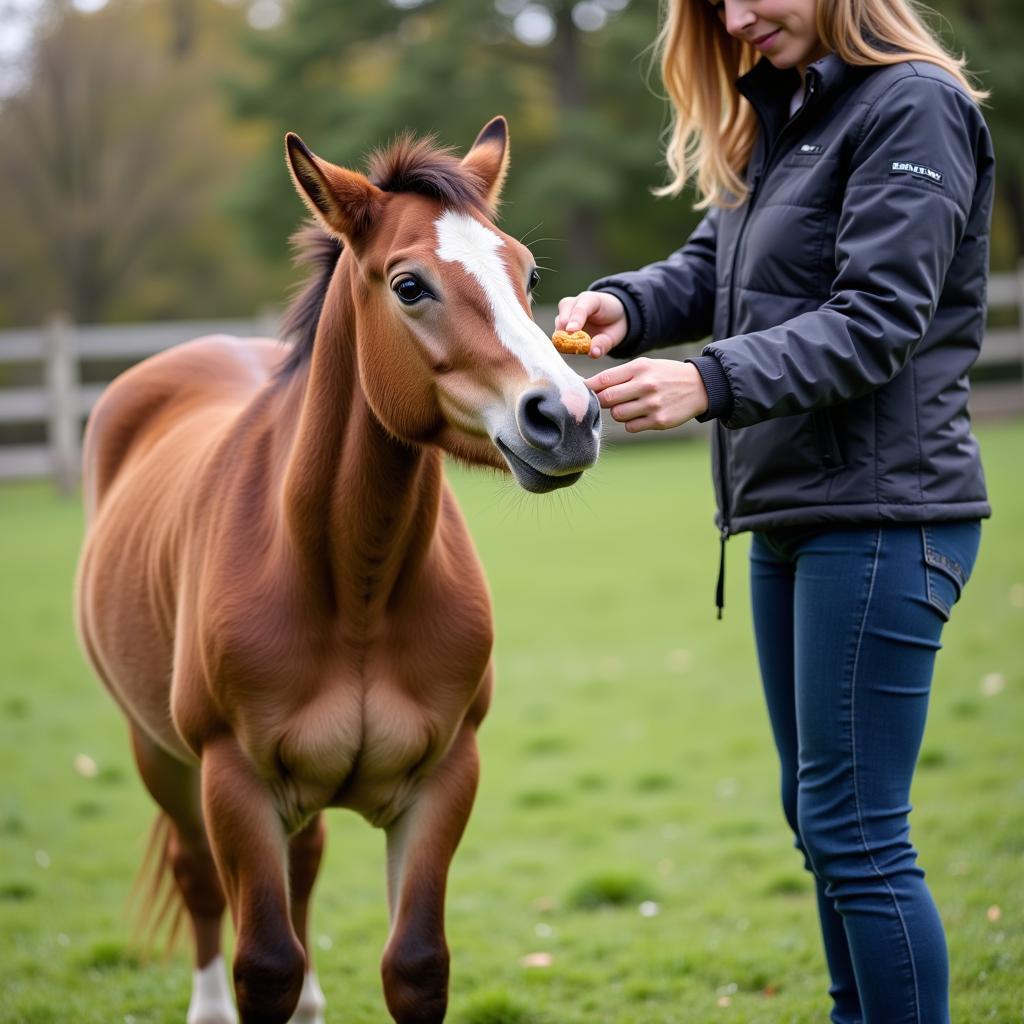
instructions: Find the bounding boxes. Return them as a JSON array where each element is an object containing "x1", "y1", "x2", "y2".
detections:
[{"x1": 849, "y1": 528, "x2": 922, "y2": 1024}]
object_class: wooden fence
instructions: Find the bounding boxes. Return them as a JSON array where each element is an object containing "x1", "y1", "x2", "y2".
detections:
[
  {"x1": 1, "y1": 274, "x2": 1023, "y2": 493},
  {"x1": 0, "y1": 314, "x2": 278, "y2": 492}
]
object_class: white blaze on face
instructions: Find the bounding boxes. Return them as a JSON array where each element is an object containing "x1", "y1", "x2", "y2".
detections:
[{"x1": 434, "y1": 210, "x2": 593, "y2": 423}]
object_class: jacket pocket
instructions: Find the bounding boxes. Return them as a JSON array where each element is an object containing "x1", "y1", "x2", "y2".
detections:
[
  {"x1": 921, "y1": 525, "x2": 968, "y2": 621},
  {"x1": 813, "y1": 410, "x2": 845, "y2": 471}
]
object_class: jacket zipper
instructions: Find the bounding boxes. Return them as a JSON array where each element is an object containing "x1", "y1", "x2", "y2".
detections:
[
  {"x1": 714, "y1": 71, "x2": 819, "y2": 617},
  {"x1": 726, "y1": 72, "x2": 820, "y2": 336}
]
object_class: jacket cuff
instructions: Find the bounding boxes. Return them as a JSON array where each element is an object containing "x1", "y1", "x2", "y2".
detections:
[
  {"x1": 589, "y1": 283, "x2": 647, "y2": 358},
  {"x1": 686, "y1": 355, "x2": 734, "y2": 422}
]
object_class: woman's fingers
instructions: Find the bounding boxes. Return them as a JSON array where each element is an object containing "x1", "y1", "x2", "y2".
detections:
[
  {"x1": 605, "y1": 397, "x2": 649, "y2": 422},
  {"x1": 583, "y1": 358, "x2": 708, "y2": 432},
  {"x1": 555, "y1": 292, "x2": 601, "y2": 333},
  {"x1": 584, "y1": 362, "x2": 638, "y2": 393},
  {"x1": 555, "y1": 297, "x2": 578, "y2": 332},
  {"x1": 595, "y1": 380, "x2": 650, "y2": 409},
  {"x1": 554, "y1": 293, "x2": 627, "y2": 357}
]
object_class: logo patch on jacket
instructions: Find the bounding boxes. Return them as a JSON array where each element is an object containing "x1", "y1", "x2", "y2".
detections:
[
  {"x1": 798, "y1": 144, "x2": 823, "y2": 155},
  {"x1": 890, "y1": 160, "x2": 944, "y2": 185}
]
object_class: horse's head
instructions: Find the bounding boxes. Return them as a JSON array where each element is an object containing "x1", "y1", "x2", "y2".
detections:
[{"x1": 284, "y1": 118, "x2": 600, "y2": 493}]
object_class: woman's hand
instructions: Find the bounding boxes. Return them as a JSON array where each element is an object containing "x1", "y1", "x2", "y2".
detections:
[
  {"x1": 555, "y1": 291, "x2": 628, "y2": 358},
  {"x1": 585, "y1": 358, "x2": 709, "y2": 432}
]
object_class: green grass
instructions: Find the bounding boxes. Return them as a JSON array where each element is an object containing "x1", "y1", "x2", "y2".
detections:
[{"x1": 2, "y1": 420, "x2": 1023, "y2": 1023}]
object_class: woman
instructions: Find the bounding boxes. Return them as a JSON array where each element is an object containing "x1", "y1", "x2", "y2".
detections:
[{"x1": 556, "y1": 2, "x2": 994, "y2": 1021}]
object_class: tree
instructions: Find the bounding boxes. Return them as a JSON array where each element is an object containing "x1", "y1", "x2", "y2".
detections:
[
  {"x1": 226, "y1": 0, "x2": 688, "y2": 299},
  {"x1": 0, "y1": 0, "x2": 278, "y2": 326},
  {"x1": 930, "y1": 0, "x2": 1024, "y2": 268}
]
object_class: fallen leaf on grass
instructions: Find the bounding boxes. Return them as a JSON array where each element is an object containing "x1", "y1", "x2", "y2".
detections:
[
  {"x1": 520, "y1": 952, "x2": 553, "y2": 968},
  {"x1": 716, "y1": 778, "x2": 739, "y2": 800},
  {"x1": 980, "y1": 673, "x2": 1005, "y2": 697},
  {"x1": 665, "y1": 648, "x2": 694, "y2": 673}
]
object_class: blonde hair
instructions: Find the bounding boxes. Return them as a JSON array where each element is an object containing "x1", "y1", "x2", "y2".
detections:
[{"x1": 655, "y1": 0, "x2": 987, "y2": 208}]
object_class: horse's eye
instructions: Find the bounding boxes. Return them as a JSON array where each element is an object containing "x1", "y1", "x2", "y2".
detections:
[
  {"x1": 394, "y1": 276, "x2": 428, "y2": 305},
  {"x1": 528, "y1": 268, "x2": 541, "y2": 292}
]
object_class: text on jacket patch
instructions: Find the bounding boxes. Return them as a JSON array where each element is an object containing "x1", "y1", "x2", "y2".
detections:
[{"x1": 890, "y1": 161, "x2": 944, "y2": 185}]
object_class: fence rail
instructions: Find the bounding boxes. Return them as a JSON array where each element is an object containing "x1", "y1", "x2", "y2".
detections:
[{"x1": 2, "y1": 275, "x2": 1023, "y2": 492}]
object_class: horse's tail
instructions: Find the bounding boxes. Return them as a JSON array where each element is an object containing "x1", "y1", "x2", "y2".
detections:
[{"x1": 130, "y1": 812, "x2": 186, "y2": 960}]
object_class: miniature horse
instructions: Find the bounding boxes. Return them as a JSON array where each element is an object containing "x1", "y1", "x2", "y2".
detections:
[{"x1": 75, "y1": 117, "x2": 601, "y2": 1024}]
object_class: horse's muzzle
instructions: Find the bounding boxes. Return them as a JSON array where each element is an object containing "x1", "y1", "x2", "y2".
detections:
[{"x1": 494, "y1": 385, "x2": 601, "y2": 493}]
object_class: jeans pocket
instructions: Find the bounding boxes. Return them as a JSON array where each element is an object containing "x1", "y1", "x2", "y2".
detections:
[{"x1": 921, "y1": 524, "x2": 974, "y2": 621}]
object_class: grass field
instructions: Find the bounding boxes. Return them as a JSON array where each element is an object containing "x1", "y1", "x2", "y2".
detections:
[{"x1": 1, "y1": 421, "x2": 1022, "y2": 1024}]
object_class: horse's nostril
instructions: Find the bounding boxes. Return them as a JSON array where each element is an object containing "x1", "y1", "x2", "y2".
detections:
[
  {"x1": 518, "y1": 388, "x2": 564, "y2": 451},
  {"x1": 587, "y1": 391, "x2": 601, "y2": 431}
]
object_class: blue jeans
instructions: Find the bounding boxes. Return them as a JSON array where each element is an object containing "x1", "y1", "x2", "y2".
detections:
[{"x1": 749, "y1": 522, "x2": 981, "y2": 1024}]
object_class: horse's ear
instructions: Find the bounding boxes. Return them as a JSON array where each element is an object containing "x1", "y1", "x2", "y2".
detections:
[
  {"x1": 285, "y1": 133, "x2": 384, "y2": 241},
  {"x1": 462, "y1": 116, "x2": 510, "y2": 213}
]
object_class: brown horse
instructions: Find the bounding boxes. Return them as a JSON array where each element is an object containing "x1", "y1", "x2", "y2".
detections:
[{"x1": 75, "y1": 117, "x2": 600, "y2": 1024}]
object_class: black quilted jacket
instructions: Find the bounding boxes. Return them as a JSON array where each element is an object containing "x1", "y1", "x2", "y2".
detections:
[{"x1": 592, "y1": 53, "x2": 994, "y2": 537}]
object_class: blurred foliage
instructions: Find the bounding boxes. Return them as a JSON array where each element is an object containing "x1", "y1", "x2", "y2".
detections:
[
  {"x1": 226, "y1": 0, "x2": 685, "y2": 303},
  {"x1": 0, "y1": 0, "x2": 280, "y2": 325},
  {"x1": 0, "y1": 0, "x2": 1021, "y2": 327},
  {"x1": 932, "y1": 0, "x2": 1024, "y2": 269}
]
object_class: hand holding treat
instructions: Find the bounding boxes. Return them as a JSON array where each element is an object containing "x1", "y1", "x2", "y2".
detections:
[
  {"x1": 554, "y1": 291, "x2": 628, "y2": 357},
  {"x1": 552, "y1": 329, "x2": 593, "y2": 356}
]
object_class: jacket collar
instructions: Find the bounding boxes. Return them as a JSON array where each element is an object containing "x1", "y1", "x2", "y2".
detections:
[
  {"x1": 736, "y1": 55, "x2": 800, "y2": 111},
  {"x1": 736, "y1": 51, "x2": 852, "y2": 118}
]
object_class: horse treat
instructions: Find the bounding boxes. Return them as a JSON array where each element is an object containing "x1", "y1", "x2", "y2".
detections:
[{"x1": 552, "y1": 328, "x2": 592, "y2": 355}]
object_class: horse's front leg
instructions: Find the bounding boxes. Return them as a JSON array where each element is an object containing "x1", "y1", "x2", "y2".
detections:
[
  {"x1": 381, "y1": 722, "x2": 481, "y2": 1024},
  {"x1": 287, "y1": 813, "x2": 327, "y2": 1024},
  {"x1": 201, "y1": 736, "x2": 306, "y2": 1024}
]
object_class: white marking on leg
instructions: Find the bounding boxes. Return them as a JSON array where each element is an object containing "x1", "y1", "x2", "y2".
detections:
[
  {"x1": 289, "y1": 970, "x2": 327, "y2": 1024},
  {"x1": 187, "y1": 955, "x2": 238, "y2": 1024},
  {"x1": 435, "y1": 210, "x2": 592, "y2": 420}
]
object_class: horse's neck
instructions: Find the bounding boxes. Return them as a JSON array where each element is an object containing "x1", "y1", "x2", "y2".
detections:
[{"x1": 281, "y1": 257, "x2": 443, "y2": 616}]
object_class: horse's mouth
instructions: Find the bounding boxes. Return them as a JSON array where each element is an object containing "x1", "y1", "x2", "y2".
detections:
[{"x1": 494, "y1": 438, "x2": 584, "y2": 494}]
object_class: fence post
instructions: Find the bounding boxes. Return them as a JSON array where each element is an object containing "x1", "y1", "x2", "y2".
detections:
[{"x1": 45, "y1": 313, "x2": 79, "y2": 495}]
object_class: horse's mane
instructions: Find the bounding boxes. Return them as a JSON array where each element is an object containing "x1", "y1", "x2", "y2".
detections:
[{"x1": 275, "y1": 134, "x2": 492, "y2": 380}]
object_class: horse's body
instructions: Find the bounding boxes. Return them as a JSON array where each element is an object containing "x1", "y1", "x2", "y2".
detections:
[
  {"x1": 75, "y1": 119, "x2": 600, "y2": 1024},
  {"x1": 79, "y1": 331, "x2": 492, "y2": 823}
]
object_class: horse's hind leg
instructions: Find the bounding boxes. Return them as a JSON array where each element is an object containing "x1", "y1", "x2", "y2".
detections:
[
  {"x1": 129, "y1": 727, "x2": 237, "y2": 1024},
  {"x1": 381, "y1": 723, "x2": 481, "y2": 1024},
  {"x1": 287, "y1": 814, "x2": 327, "y2": 1024}
]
